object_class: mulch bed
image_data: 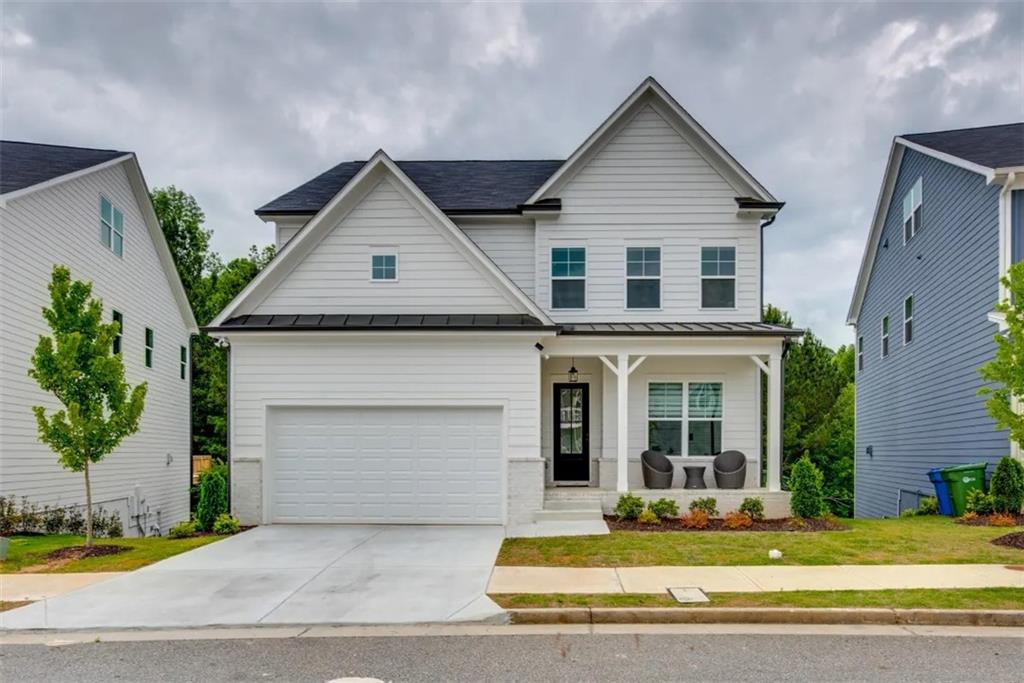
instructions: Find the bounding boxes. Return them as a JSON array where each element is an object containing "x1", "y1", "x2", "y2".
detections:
[
  {"x1": 45, "y1": 544, "x2": 130, "y2": 562},
  {"x1": 605, "y1": 515, "x2": 848, "y2": 533},
  {"x1": 991, "y1": 531, "x2": 1024, "y2": 550},
  {"x1": 956, "y1": 514, "x2": 1024, "y2": 527}
]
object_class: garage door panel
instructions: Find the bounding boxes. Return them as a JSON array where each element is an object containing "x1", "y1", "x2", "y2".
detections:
[{"x1": 269, "y1": 406, "x2": 503, "y2": 524}]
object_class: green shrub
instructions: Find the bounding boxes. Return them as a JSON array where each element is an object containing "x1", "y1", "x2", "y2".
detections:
[
  {"x1": 212, "y1": 513, "x2": 241, "y2": 535},
  {"x1": 738, "y1": 497, "x2": 765, "y2": 521},
  {"x1": 615, "y1": 493, "x2": 645, "y2": 520},
  {"x1": 916, "y1": 497, "x2": 939, "y2": 516},
  {"x1": 196, "y1": 468, "x2": 228, "y2": 532},
  {"x1": 688, "y1": 497, "x2": 718, "y2": 517},
  {"x1": 647, "y1": 498, "x2": 679, "y2": 519},
  {"x1": 168, "y1": 520, "x2": 197, "y2": 539},
  {"x1": 637, "y1": 508, "x2": 661, "y2": 525},
  {"x1": 990, "y1": 456, "x2": 1024, "y2": 514},
  {"x1": 788, "y1": 454, "x2": 825, "y2": 518},
  {"x1": 965, "y1": 489, "x2": 995, "y2": 515},
  {"x1": 900, "y1": 507, "x2": 917, "y2": 518}
]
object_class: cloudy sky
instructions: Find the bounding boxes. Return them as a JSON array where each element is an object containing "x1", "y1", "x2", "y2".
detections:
[{"x1": 3, "y1": 2, "x2": 1021, "y2": 346}]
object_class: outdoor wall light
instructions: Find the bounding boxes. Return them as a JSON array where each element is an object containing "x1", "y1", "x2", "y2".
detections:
[{"x1": 568, "y1": 357, "x2": 579, "y2": 383}]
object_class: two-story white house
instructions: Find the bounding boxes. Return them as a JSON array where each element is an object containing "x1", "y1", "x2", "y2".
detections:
[
  {"x1": 207, "y1": 78, "x2": 801, "y2": 529},
  {"x1": 0, "y1": 141, "x2": 198, "y2": 535}
]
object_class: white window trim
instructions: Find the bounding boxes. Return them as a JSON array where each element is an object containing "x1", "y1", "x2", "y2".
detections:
[
  {"x1": 144, "y1": 327, "x2": 154, "y2": 368},
  {"x1": 99, "y1": 194, "x2": 124, "y2": 258},
  {"x1": 880, "y1": 316, "x2": 890, "y2": 358},
  {"x1": 550, "y1": 245, "x2": 587, "y2": 311},
  {"x1": 997, "y1": 175, "x2": 1024, "y2": 310},
  {"x1": 903, "y1": 294, "x2": 914, "y2": 346},
  {"x1": 699, "y1": 243, "x2": 738, "y2": 311},
  {"x1": 902, "y1": 176, "x2": 923, "y2": 245},
  {"x1": 368, "y1": 247, "x2": 399, "y2": 282},
  {"x1": 857, "y1": 335, "x2": 864, "y2": 372},
  {"x1": 645, "y1": 376, "x2": 725, "y2": 457},
  {"x1": 624, "y1": 245, "x2": 662, "y2": 311},
  {"x1": 180, "y1": 345, "x2": 188, "y2": 380}
]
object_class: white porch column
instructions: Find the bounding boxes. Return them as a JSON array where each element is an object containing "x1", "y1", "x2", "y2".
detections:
[
  {"x1": 767, "y1": 351, "x2": 783, "y2": 492},
  {"x1": 617, "y1": 353, "x2": 629, "y2": 492}
]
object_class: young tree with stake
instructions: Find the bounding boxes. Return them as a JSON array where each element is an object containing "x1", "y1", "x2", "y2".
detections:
[{"x1": 29, "y1": 266, "x2": 147, "y2": 546}]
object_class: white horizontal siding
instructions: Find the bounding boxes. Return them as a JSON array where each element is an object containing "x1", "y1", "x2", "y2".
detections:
[
  {"x1": 275, "y1": 217, "x2": 308, "y2": 250},
  {"x1": 0, "y1": 164, "x2": 190, "y2": 534},
  {"x1": 537, "y1": 104, "x2": 761, "y2": 322},
  {"x1": 253, "y1": 179, "x2": 521, "y2": 315},
  {"x1": 458, "y1": 220, "x2": 536, "y2": 298}
]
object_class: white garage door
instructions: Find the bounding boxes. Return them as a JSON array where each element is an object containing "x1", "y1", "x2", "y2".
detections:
[{"x1": 268, "y1": 406, "x2": 503, "y2": 524}]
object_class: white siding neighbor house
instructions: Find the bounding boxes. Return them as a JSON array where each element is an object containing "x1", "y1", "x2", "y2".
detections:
[
  {"x1": 0, "y1": 141, "x2": 198, "y2": 535},
  {"x1": 209, "y1": 78, "x2": 801, "y2": 529}
]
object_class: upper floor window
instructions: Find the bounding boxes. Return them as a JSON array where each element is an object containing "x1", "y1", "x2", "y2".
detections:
[
  {"x1": 626, "y1": 247, "x2": 661, "y2": 309},
  {"x1": 700, "y1": 246, "x2": 735, "y2": 309},
  {"x1": 903, "y1": 295, "x2": 914, "y2": 345},
  {"x1": 145, "y1": 327, "x2": 154, "y2": 368},
  {"x1": 902, "y1": 177, "x2": 922, "y2": 243},
  {"x1": 112, "y1": 310, "x2": 123, "y2": 355},
  {"x1": 1012, "y1": 190, "x2": 1024, "y2": 265},
  {"x1": 370, "y1": 252, "x2": 397, "y2": 281},
  {"x1": 180, "y1": 345, "x2": 188, "y2": 380},
  {"x1": 551, "y1": 247, "x2": 586, "y2": 309},
  {"x1": 100, "y1": 196, "x2": 124, "y2": 257},
  {"x1": 881, "y1": 316, "x2": 890, "y2": 358},
  {"x1": 857, "y1": 335, "x2": 863, "y2": 372}
]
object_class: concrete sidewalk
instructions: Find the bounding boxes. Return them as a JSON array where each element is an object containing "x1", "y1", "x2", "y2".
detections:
[
  {"x1": 488, "y1": 564, "x2": 1024, "y2": 594},
  {"x1": 1, "y1": 572, "x2": 126, "y2": 602}
]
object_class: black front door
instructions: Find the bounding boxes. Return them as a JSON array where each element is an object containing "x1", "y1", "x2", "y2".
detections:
[{"x1": 553, "y1": 383, "x2": 590, "y2": 482}]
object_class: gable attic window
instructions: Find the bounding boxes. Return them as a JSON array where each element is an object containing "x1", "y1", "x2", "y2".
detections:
[
  {"x1": 370, "y1": 252, "x2": 397, "y2": 281},
  {"x1": 881, "y1": 316, "x2": 889, "y2": 358},
  {"x1": 902, "y1": 177, "x2": 922, "y2": 243},
  {"x1": 100, "y1": 196, "x2": 124, "y2": 257},
  {"x1": 700, "y1": 246, "x2": 736, "y2": 309},
  {"x1": 626, "y1": 247, "x2": 661, "y2": 309},
  {"x1": 551, "y1": 247, "x2": 586, "y2": 309}
]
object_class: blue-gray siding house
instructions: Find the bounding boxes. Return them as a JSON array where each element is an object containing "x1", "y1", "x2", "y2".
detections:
[{"x1": 847, "y1": 123, "x2": 1024, "y2": 518}]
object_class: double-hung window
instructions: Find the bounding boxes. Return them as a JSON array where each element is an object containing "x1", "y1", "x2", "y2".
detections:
[
  {"x1": 647, "y1": 381, "x2": 723, "y2": 456},
  {"x1": 881, "y1": 316, "x2": 890, "y2": 358},
  {"x1": 857, "y1": 335, "x2": 864, "y2": 372},
  {"x1": 626, "y1": 247, "x2": 661, "y2": 309},
  {"x1": 370, "y1": 251, "x2": 397, "y2": 281},
  {"x1": 100, "y1": 196, "x2": 124, "y2": 257},
  {"x1": 700, "y1": 246, "x2": 736, "y2": 308},
  {"x1": 145, "y1": 327, "x2": 154, "y2": 368},
  {"x1": 551, "y1": 247, "x2": 586, "y2": 309},
  {"x1": 902, "y1": 177, "x2": 923, "y2": 243},
  {"x1": 903, "y1": 295, "x2": 914, "y2": 345},
  {"x1": 112, "y1": 311, "x2": 123, "y2": 355},
  {"x1": 180, "y1": 345, "x2": 188, "y2": 380}
]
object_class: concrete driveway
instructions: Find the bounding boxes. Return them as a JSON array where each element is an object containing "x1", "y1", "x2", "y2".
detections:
[{"x1": 1, "y1": 525, "x2": 505, "y2": 630}]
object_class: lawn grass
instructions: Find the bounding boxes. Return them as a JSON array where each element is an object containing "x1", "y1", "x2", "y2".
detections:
[
  {"x1": 497, "y1": 517, "x2": 1024, "y2": 567},
  {"x1": 491, "y1": 587, "x2": 1024, "y2": 610},
  {"x1": 0, "y1": 534, "x2": 225, "y2": 573}
]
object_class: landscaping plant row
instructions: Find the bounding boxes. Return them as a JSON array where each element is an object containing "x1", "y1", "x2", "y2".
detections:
[{"x1": 0, "y1": 496, "x2": 123, "y2": 538}]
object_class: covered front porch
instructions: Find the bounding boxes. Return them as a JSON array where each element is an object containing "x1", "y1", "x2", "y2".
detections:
[{"x1": 537, "y1": 325, "x2": 798, "y2": 516}]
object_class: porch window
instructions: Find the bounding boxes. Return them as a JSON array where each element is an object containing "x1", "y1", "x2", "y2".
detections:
[
  {"x1": 551, "y1": 247, "x2": 586, "y2": 309},
  {"x1": 688, "y1": 382, "x2": 723, "y2": 456},
  {"x1": 648, "y1": 382, "x2": 683, "y2": 455},
  {"x1": 700, "y1": 247, "x2": 735, "y2": 308},
  {"x1": 902, "y1": 177, "x2": 922, "y2": 243},
  {"x1": 626, "y1": 247, "x2": 660, "y2": 309}
]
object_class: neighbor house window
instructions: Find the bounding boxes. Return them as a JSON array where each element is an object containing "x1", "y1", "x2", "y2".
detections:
[
  {"x1": 1012, "y1": 190, "x2": 1024, "y2": 265},
  {"x1": 881, "y1": 316, "x2": 889, "y2": 358},
  {"x1": 370, "y1": 252, "x2": 397, "y2": 280},
  {"x1": 626, "y1": 247, "x2": 661, "y2": 309},
  {"x1": 648, "y1": 381, "x2": 723, "y2": 456},
  {"x1": 903, "y1": 295, "x2": 914, "y2": 345},
  {"x1": 551, "y1": 247, "x2": 586, "y2": 309},
  {"x1": 180, "y1": 345, "x2": 187, "y2": 380},
  {"x1": 902, "y1": 177, "x2": 922, "y2": 243},
  {"x1": 112, "y1": 310, "x2": 123, "y2": 355},
  {"x1": 648, "y1": 382, "x2": 683, "y2": 455},
  {"x1": 700, "y1": 246, "x2": 735, "y2": 308},
  {"x1": 145, "y1": 327, "x2": 154, "y2": 368},
  {"x1": 100, "y1": 196, "x2": 124, "y2": 257},
  {"x1": 857, "y1": 336, "x2": 864, "y2": 371}
]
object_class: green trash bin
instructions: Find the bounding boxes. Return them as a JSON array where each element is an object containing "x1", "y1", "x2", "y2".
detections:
[{"x1": 939, "y1": 462, "x2": 988, "y2": 516}]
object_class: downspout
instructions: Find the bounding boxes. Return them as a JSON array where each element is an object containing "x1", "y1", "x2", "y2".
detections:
[{"x1": 759, "y1": 213, "x2": 777, "y2": 320}]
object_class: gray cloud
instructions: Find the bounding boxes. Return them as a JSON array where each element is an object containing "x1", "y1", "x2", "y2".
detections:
[{"x1": 3, "y1": 1, "x2": 1021, "y2": 346}]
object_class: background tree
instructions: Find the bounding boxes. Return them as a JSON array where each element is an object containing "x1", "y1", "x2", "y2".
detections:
[
  {"x1": 29, "y1": 266, "x2": 147, "y2": 546},
  {"x1": 150, "y1": 187, "x2": 215, "y2": 308}
]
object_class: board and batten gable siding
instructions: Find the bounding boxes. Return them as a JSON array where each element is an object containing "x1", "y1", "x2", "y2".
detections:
[
  {"x1": 0, "y1": 163, "x2": 190, "y2": 534},
  {"x1": 535, "y1": 103, "x2": 762, "y2": 323},
  {"x1": 854, "y1": 148, "x2": 1007, "y2": 518},
  {"x1": 251, "y1": 178, "x2": 523, "y2": 315},
  {"x1": 458, "y1": 219, "x2": 536, "y2": 299}
]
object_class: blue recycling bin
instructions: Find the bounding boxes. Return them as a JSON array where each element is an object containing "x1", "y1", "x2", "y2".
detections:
[{"x1": 928, "y1": 468, "x2": 954, "y2": 516}]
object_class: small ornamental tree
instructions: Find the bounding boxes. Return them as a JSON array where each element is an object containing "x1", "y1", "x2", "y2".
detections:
[
  {"x1": 788, "y1": 453, "x2": 825, "y2": 518},
  {"x1": 980, "y1": 262, "x2": 1024, "y2": 449},
  {"x1": 195, "y1": 468, "x2": 228, "y2": 532},
  {"x1": 29, "y1": 266, "x2": 146, "y2": 546}
]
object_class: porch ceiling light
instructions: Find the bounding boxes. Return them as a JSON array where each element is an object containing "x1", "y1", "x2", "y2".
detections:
[{"x1": 568, "y1": 357, "x2": 579, "y2": 383}]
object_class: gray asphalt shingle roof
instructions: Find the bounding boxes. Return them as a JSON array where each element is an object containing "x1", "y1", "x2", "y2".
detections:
[
  {"x1": 256, "y1": 159, "x2": 565, "y2": 215},
  {"x1": 901, "y1": 123, "x2": 1024, "y2": 170},
  {"x1": 1, "y1": 140, "x2": 128, "y2": 195}
]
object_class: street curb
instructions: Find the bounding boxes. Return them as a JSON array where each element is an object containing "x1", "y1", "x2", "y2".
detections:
[{"x1": 508, "y1": 607, "x2": 1024, "y2": 627}]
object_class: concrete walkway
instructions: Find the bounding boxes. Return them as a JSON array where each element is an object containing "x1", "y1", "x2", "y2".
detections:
[
  {"x1": 488, "y1": 564, "x2": 1024, "y2": 594},
  {"x1": 1, "y1": 572, "x2": 126, "y2": 602}
]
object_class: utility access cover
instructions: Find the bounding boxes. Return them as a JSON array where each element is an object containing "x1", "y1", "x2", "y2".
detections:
[{"x1": 668, "y1": 587, "x2": 710, "y2": 604}]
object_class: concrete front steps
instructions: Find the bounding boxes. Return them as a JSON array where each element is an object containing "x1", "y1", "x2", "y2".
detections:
[{"x1": 532, "y1": 496, "x2": 605, "y2": 523}]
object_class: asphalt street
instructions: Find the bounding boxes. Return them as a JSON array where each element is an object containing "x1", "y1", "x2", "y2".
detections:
[{"x1": 3, "y1": 628, "x2": 1023, "y2": 682}]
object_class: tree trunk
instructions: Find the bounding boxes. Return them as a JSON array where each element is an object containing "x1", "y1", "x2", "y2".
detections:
[{"x1": 84, "y1": 460, "x2": 93, "y2": 547}]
